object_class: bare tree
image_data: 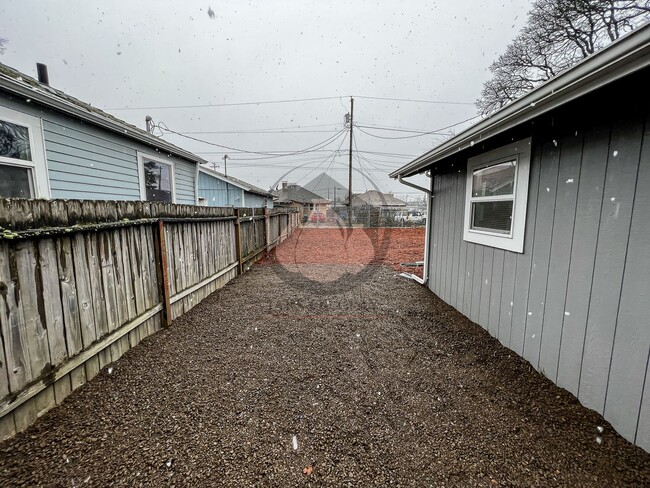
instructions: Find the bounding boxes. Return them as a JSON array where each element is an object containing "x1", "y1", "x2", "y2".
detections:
[
  {"x1": 0, "y1": 38, "x2": 7, "y2": 55},
  {"x1": 477, "y1": 1, "x2": 650, "y2": 115}
]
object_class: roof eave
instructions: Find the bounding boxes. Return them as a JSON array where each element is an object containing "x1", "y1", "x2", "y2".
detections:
[
  {"x1": 0, "y1": 75, "x2": 207, "y2": 165},
  {"x1": 390, "y1": 24, "x2": 650, "y2": 178}
]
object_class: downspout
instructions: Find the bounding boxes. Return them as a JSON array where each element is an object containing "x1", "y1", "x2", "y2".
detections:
[{"x1": 395, "y1": 174, "x2": 432, "y2": 286}]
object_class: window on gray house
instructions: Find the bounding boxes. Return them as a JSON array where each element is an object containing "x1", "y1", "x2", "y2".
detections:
[
  {"x1": 470, "y1": 160, "x2": 516, "y2": 234},
  {"x1": 463, "y1": 138, "x2": 531, "y2": 253}
]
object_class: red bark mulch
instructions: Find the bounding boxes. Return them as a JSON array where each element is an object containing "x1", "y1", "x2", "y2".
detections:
[{"x1": 260, "y1": 227, "x2": 425, "y2": 277}]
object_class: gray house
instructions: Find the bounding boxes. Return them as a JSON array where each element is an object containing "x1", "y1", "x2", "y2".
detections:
[
  {"x1": 198, "y1": 167, "x2": 274, "y2": 208},
  {"x1": 0, "y1": 62, "x2": 205, "y2": 203},
  {"x1": 391, "y1": 25, "x2": 650, "y2": 451}
]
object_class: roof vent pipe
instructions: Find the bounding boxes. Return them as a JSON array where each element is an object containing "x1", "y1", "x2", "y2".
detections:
[
  {"x1": 145, "y1": 115, "x2": 154, "y2": 134},
  {"x1": 36, "y1": 63, "x2": 49, "y2": 85}
]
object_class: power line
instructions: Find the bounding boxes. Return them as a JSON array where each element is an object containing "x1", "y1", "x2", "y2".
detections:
[
  {"x1": 194, "y1": 149, "x2": 418, "y2": 159},
  {"x1": 296, "y1": 132, "x2": 348, "y2": 186},
  {"x1": 156, "y1": 121, "x2": 347, "y2": 157},
  {"x1": 352, "y1": 132, "x2": 387, "y2": 193},
  {"x1": 174, "y1": 129, "x2": 341, "y2": 135},
  {"x1": 354, "y1": 124, "x2": 433, "y2": 134},
  {"x1": 353, "y1": 115, "x2": 481, "y2": 140},
  {"x1": 107, "y1": 95, "x2": 474, "y2": 111},
  {"x1": 354, "y1": 95, "x2": 474, "y2": 105},
  {"x1": 108, "y1": 96, "x2": 344, "y2": 111}
]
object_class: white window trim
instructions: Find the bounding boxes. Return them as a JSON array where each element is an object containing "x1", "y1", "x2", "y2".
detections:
[
  {"x1": 463, "y1": 137, "x2": 531, "y2": 253},
  {"x1": 137, "y1": 151, "x2": 176, "y2": 203},
  {"x1": 0, "y1": 106, "x2": 50, "y2": 199}
]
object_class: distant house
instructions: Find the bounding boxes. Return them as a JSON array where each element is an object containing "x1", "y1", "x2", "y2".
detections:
[
  {"x1": 391, "y1": 25, "x2": 650, "y2": 451},
  {"x1": 272, "y1": 181, "x2": 330, "y2": 219},
  {"x1": 0, "y1": 62, "x2": 204, "y2": 203},
  {"x1": 303, "y1": 172, "x2": 348, "y2": 204},
  {"x1": 198, "y1": 167, "x2": 273, "y2": 208},
  {"x1": 350, "y1": 190, "x2": 406, "y2": 210}
]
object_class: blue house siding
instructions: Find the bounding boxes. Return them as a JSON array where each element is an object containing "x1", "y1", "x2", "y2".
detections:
[
  {"x1": 43, "y1": 119, "x2": 141, "y2": 200},
  {"x1": 173, "y1": 159, "x2": 197, "y2": 205},
  {"x1": 0, "y1": 92, "x2": 198, "y2": 203},
  {"x1": 243, "y1": 192, "x2": 266, "y2": 208},
  {"x1": 198, "y1": 171, "x2": 243, "y2": 207}
]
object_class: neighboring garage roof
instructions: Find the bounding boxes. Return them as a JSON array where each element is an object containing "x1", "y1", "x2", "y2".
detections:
[
  {"x1": 391, "y1": 23, "x2": 650, "y2": 179},
  {"x1": 272, "y1": 184, "x2": 330, "y2": 205},
  {"x1": 0, "y1": 62, "x2": 207, "y2": 165},
  {"x1": 198, "y1": 167, "x2": 274, "y2": 198},
  {"x1": 351, "y1": 190, "x2": 406, "y2": 207}
]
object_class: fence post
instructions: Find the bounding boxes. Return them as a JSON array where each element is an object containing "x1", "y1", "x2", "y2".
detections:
[
  {"x1": 154, "y1": 220, "x2": 172, "y2": 327},
  {"x1": 264, "y1": 208, "x2": 270, "y2": 253},
  {"x1": 234, "y1": 208, "x2": 243, "y2": 275}
]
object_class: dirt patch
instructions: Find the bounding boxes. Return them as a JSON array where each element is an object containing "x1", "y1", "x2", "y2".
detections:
[{"x1": 0, "y1": 231, "x2": 648, "y2": 486}]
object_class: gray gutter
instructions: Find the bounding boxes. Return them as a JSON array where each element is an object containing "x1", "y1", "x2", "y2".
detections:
[
  {"x1": 0, "y1": 74, "x2": 207, "y2": 165},
  {"x1": 390, "y1": 23, "x2": 650, "y2": 178}
]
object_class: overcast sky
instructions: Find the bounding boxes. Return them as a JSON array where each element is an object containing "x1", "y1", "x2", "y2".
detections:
[{"x1": 1, "y1": 0, "x2": 532, "y2": 200}]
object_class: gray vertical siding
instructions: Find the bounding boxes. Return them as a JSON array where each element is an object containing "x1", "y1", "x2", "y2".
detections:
[
  {"x1": 1, "y1": 93, "x2": 197, "y2": 203},
  {"x1": 427, "y1": 113, "x2": 649, "y2": 451}
]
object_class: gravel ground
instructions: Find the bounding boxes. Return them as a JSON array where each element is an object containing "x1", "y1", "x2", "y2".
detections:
[{"x1": 1, "y1": 229, "x2": 649, "y2": 487}]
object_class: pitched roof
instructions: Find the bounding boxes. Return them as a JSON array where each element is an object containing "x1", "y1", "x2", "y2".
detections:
[
  {"x1": 271, "y1": 184, "x2": 330, "y2": 205},
  {"x1": 390, "y1": 23, "x2": 650, "y2": 178},
  {"x1": 198, "y1": 167, "x2": 273, "y2": 198},
  {"x1": 303, "y1": 173, "x2": 348, "y2": 200},
  {"x1": 0, "y1": 62, "x2": 206, "y2": 165},
  {"x1": 351, "y1": 190, "x2": 406, "y2": 207}
]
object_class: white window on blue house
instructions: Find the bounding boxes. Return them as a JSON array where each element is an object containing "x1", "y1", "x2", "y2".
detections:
[
  {"x1": 138, "y1": 152, "x2": 175, "y2": 203},
  {"x1": 463, "y1": 137, "x2": 531, "y2": 253},
  {"x1": 0, "y1": 107, "x2": 50, "y2": 199}
]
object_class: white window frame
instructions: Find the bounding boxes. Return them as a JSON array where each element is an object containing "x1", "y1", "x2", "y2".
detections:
[
  {"x1": 137, "y1": 151, "x2": 176, "y2": 203},
  {"x1": 0, "y1": 106, "x2": 50, "y2": 199},
  {"x1": 463, "y1": 137, "x2": 531, "y2": 253}
]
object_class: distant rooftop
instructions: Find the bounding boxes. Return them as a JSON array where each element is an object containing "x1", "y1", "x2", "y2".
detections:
[
  {"x1": 351, "y1": 190, "x2": 406, "y2": 207},
  {"x1": 272, "y1": 183, "x2": 330, "y2": 205}
]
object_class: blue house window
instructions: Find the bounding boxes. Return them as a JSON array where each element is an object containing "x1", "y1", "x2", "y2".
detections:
[
  {"x1": 138, "y1": 152, "x2": 175, "y2": 203},
  {"x1": 0, "y1": 106, "x2": 50, "y2": 199}
]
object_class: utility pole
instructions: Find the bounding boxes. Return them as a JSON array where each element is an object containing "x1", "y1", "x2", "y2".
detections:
[
  {"x1": 223, "y1": 154, "x2": 229, "y2": 177},
  {"x1": 347, "y1": 97, "x2": 354, "y2": 225}
]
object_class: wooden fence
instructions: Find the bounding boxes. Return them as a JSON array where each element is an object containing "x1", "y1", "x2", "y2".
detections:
[{"x1": 0, "y1": 199, "x2": 298, "y2": 440}]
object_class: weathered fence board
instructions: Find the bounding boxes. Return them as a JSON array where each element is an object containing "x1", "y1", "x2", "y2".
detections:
[{"x1": 0, "y1": 199, "x2": 298, "y2": 440}]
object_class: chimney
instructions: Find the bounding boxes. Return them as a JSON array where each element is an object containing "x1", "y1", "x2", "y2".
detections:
[
  {"x1": 282, "y1": 181, "x2": 288, "y2": 190},
  {"x1": 36, "y1": 63, "x2": 49, "y2": 85}
]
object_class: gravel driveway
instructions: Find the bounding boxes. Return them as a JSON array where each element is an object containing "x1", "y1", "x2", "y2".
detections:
[{"x1": 0, "y1": 229, "x2": 649, "y2": 486}]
